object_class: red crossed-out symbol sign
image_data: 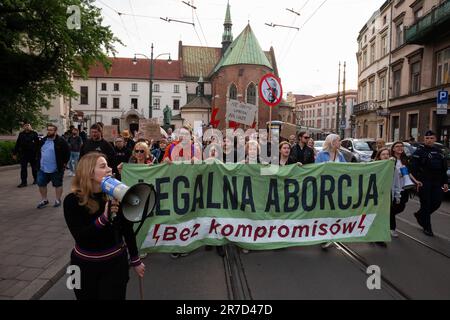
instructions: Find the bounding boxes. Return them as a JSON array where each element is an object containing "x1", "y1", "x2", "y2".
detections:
[{"x1": 259, "y1": 73, "x2": 283, "y2": 107}]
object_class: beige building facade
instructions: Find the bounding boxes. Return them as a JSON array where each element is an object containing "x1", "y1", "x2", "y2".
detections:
[
  {"x1": 295, "y1": 91, "x2": 357, "y2": 138},
  {"x1": 356, "y1": 0, "x2": 450, "y2": 143}
]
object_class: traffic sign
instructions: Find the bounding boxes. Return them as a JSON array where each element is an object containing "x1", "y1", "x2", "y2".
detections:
[
  {"x1": 259, "y1": 73, "x2": 283, "y2": 107},
  {"x1": 437, "y1": 90, "x2": 448, "y2": 115},
  {"x1": 340, "y1": 120, "x2": 346, "y2": 129}
]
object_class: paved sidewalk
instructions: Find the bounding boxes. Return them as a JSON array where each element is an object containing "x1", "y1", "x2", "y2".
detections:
[{"x1": 0, "y1": 167, "x2": 74, "y2": 300}]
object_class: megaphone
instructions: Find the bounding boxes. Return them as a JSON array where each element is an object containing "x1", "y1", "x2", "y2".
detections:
[
  {"x1": 101, "y1": 176, "x2": 157, "y2": 223},
  {"x1": 400, "y1": 166, "x2": 416, "y2": 190}
]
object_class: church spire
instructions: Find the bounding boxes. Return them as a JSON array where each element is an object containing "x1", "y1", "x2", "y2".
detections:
[{"x1": 222, "y1": 1, "x2": 233, "y2": 55}]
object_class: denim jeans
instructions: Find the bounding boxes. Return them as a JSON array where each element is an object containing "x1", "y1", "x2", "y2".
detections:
[{"x1": 69, "y1": 152, "x2": 80, "y2": 172}]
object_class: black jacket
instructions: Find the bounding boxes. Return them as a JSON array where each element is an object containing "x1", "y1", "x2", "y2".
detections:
[
  {"x1": 410, "y1": 145, "x2": 448, "y2": 185},
  {"x1": 13, "y1": 130, "x2": 40, "y2": 156},
  {"x1": 36, "y1": 135, "x2": 70, "y2": 172},
  {"x1": 289, "y1": 143, "x2": 315, "y2": 164},
  {"x1": 80, "y1": 139, "x2": 116, "y2": 167}
]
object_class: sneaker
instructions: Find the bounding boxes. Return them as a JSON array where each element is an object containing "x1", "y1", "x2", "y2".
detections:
[
  {"x1": 37, "y1": 200, "x2": 49, "y2": 209},
  {"x1": 390, "y1": 230, "x2": 399, "y2": 238},
  {"x1": 321, "y1": 242, "x2": 333, "y2": 249},
  {"x1": 423, "y1": 229, "x2": 434, "y2": 237},
  {"x1": 170, "y1": 253, "x2": 189, "y2": 259},
  {"x1": 53, "y1": 200, "x2": 61, "y2": 208},
  {"x1": 241, "y1": 249, "x2": 249, "y2": 254},
  {"x1": 17, "y1": 183, "x2": 27, "y2": 188}
]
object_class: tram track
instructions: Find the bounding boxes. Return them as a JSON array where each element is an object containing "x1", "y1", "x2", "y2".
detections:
[
  {"x1": 334, "y1": 242, "x2": 411, "y2": 300},
  {"x1": 396, "y1": 229, "x2": 450, "y2": 260},
  {"x1": 223, "y1": 244, "x2": 253, "y2": 300}
]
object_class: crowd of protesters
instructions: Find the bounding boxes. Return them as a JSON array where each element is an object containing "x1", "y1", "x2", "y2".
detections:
[{"x1": 10, "y1": 121, "x2": 448, "y2": 300}]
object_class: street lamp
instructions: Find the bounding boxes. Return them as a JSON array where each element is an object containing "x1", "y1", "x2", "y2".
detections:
[{"x1": 133, "y1": 43, "x2": 172, "y2": 119}]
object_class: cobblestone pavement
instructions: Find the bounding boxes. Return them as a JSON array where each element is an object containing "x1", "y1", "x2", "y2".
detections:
[{"x1": 0, "y1": 166, "x2": 74, "y2": 299}]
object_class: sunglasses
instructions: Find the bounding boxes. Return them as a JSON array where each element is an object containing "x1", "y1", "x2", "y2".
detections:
[
  {"x1": 303, "y1": 136, "x2": 310, "y2": 139},
  {"x1": 134, "y1": 149, "x2": 145, "y2": 153}
]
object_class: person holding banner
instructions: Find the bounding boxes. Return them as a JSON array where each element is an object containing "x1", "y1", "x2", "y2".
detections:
[
  {"x1": 315, "y1": 134, "x2": 346, "y2": 249},
  {"x1": 63, "y1": 152, "x2": 145, "y2": 300},
  {"x1": 388, "y1": 142, "x2": 422, "y2": 237},
  {"x1": 279, "y1": 141, "x2": 294, "y2": 166}
]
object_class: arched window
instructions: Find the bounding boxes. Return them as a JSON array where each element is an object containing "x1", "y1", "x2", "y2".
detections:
[
  {"x1": 229, "y1": 83, "x2": 237, "y2": 100},
  {"x1": 246, "y1": 83, "x2": 256, "y2": 105}
]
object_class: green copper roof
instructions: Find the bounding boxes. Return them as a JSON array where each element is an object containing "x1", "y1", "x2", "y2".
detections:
[
  {"x1": 214, "y1": 24, "x2": 273, "y2": 73},
  {"x1": 224, "y1": 1, "x2": 232, "y2": 25}
]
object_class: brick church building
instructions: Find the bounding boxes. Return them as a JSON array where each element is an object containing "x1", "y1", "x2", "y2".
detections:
[{"x1": 177, "y1": 2, "x2": 280, "y2": 130}]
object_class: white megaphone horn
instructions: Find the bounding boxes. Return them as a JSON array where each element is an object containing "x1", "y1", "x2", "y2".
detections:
[
  {"x1": 101, "y1": 176, "x2": 157, "y2": 223},
  {"x1": 399, "y1": 166, "x2": 416, "y2": 190}
]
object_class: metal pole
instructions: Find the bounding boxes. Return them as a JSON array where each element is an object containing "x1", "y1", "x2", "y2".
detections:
[
  {"x1": 149, "y1": 43, "x2": 154, "y2": 119},
  {"x1": 336, "y1": 62, "x2": 341, "y2": 133},
  {"x1": 341, "y1": 61, "x2": 346, "y2": 139}
]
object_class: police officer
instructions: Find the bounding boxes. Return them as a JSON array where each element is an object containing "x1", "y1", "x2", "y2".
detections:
[{"x1": 410, "y1": 130, "x2": 448, "y2": 236}]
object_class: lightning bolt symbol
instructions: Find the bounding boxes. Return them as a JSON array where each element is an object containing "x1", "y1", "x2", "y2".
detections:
[
  {"x1": 358, "y1": 214, "x2": 366, "y2": 233},
  {"x1": 210, "y1": 107, "x2": 220, "y2": 128},
  {"x1": 152, "y1": 224, "x2": 161, "y2": 245}
]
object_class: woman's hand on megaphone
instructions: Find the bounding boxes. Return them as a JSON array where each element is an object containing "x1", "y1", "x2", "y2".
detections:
[{"x1": 134, "y1": 262, "x2": 145, "y2": 278}]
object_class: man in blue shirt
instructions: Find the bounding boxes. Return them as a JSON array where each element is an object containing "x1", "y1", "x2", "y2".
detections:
[{"x1": 36, "y1": 124, "x2": 70, "y2": 209}]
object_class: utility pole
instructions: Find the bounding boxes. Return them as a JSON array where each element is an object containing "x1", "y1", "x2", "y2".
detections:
[
  {"x1": 341, "y1": 61, "x2": 346, "y2": 139},
  {"x1": 335, "y1": 62, "x2": 341, "y2": 133}
]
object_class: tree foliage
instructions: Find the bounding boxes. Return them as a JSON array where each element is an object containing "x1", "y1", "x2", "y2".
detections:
[{"x1": 0, "y1": 0, "x2": 121, "y2": 132}]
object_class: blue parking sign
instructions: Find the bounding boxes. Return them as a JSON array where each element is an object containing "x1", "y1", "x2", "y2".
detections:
[{"x1": 438, "y1": 90, "x2": 448, "y2": 104}]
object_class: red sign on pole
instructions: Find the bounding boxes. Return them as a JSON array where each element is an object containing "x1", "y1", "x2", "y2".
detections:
[{"x1": 259, "y1": 73, "x2": 283, "y2": 107}]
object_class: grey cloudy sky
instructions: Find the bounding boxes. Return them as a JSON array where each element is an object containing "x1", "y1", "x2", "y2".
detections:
[{"x1": 94, "y1": 0, "x2": 386, "y2": 96}]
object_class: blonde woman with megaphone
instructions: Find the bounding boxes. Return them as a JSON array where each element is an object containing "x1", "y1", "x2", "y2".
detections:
[{"x1": 63, "y1": 152, "x2": 145, "y2": 300}]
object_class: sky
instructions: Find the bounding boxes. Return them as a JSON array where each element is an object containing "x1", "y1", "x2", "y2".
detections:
[{"x1": 93, "y1": 0, "x2": 387, "y2": 97}]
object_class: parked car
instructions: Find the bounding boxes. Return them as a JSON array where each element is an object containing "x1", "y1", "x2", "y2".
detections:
[{"x1": 341, "y1": 139, "x2": 375, "y2": 162}]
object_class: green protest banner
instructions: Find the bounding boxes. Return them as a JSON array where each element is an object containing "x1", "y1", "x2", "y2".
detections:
[{"x1": 122, "y1": 160, "x2": 394, "y2": 253}]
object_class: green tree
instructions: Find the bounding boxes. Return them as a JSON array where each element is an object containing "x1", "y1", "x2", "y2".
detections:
[{"x1": 0, "y1": 0, "x2": 120, "y2": 132}]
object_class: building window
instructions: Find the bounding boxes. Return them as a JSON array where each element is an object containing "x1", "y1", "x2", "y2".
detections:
[
  {"x1": 436, "y1": 47, "x2": 450, "y2": 85},
  {"x1": 131, "y1": 98, "x2": 138, "y2": 109},
  {"x1": 410, "y1": 61, "x2": 421, "y2": 94},
  {"x1": 173, "y1": 99, "x2": 180, "y2": 110},
  {"x1": 370, "y1": 42, "x2": 376, "y2": 64},
  {"x1": 380, "y1": 75, "x2": 386, "y2": 100},
  {"x1": 100, "y1": 97, "x2": 107, "y2": 109},
  {"x1": 174, "y1": 85, "x2": 180, "y2": 93},
  {"x1": 362, "y1": 50, "x2": 367, "y2": 69},
  {"x1": 113, "y1": 97, "x2": 120, "y2": 109},
  {"x1": 114, "y1": 83, "x2": 119, "y2": 91},
  {"x1": 318, "y1": 108, "x2": 322, "y2": 117},
  {"x1": 229, "y1": 83, "x2": 237, "y2": 100},
  {"x1": 361, "y1": 83, "x2": 367, "y2": 102},
  {"x1": 392, "y1": 116, "x2": 400, "y2": 141},
  {"x1": 383, "y1": 15, "x2": 387, "y2": 25},
  {"x1": 414, "y1": 8, "x2": 423, "y2": 22},
  {"x1": 317, "y1": 119, "x2": 322, "y2": 128},
  {"x1": 408, "y1": 113, "x2": 418, "y2": 139},
  {"x1": 246, "y1": 83, "x2": 256, "y2": 105},
  {"x1": 132, "y1": 83, "x2": 138, "y2": 92},
  {"x1": 153, "y1": 84, "x2": 160, "y2": 92},
  {"x1": 396, "y1": 23, "x2": 404, "y2": 48},
  {"x1": 80, "y1": 86, "x2": 88, "y2": 105},
  {"x1": 393, "y1": 69, "x2": 401, "y2": 98},
  {"x1": 369, "y1": 78, "x2": 375, "y2": 101},
  {"x1": 112, "y1": 118, "x2": 120, "y2": 126},
  {"x1": 381, "y1": 34, "x2": 388, "y2": 56},
  {"x1": 153, "y1": 98, "x2": 160, "y2": 110},
  {"x1": 101, "y1": 83, "x2": 107, "y2": 91}
]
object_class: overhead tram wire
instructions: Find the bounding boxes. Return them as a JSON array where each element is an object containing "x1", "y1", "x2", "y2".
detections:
[
  {"x1": 194, "y1": 9, "x2": 209, "y2": 47},
  {"x1": 95, "y1": 0, "x2": 138, "y2": 52},
  {"x1": 128, "y1": 0, "x2": 142, "y2": 42},
  {"x1": 280, "y1": 0, "x2": 328, "y2": 63}
]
